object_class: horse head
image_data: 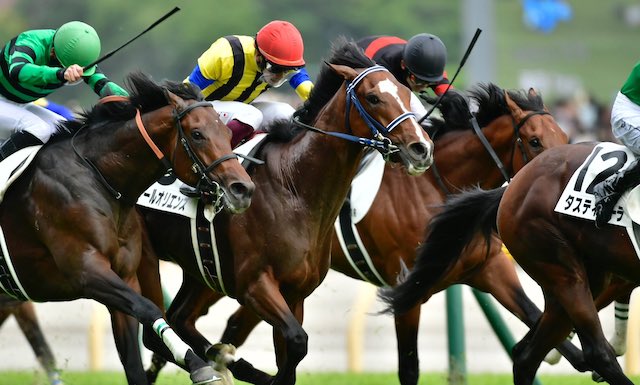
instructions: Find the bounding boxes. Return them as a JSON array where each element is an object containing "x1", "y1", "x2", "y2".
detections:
[
  {"x1": 159, "y1": 83, "x2": 254, "y2": 213},
  {"x1": 504, "y1": 88, "x2": 568, "y2": 172},
  {"x1": 328, "y1": 63, "x2": 434, "y2": 175}
]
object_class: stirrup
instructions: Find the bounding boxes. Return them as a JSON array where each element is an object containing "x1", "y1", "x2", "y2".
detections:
[{"x1": 180, "y1": 185, "x2": 202, "y2": 198}]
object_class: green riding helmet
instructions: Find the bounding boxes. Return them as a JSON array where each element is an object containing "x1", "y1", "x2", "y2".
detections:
[
  {"x1": 53, "y1": 21, "x2": 101, "y2": 76},
  {"x1": 403, "y1": 33, "x2": 447, "y2": 83}
]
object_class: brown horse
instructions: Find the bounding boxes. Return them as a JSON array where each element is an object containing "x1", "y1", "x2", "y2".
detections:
[
  {"x1": 139, "y1": 38, "x2": 434, "y2": 385},
  {"x1": 381, "y1": 141, "x2": 640, "y2": 384},
  {"x1": 143, "y1": 82, "x2": 572, "y2": 385},
  {"x1": 0, "y1": 72, "x2": 254, "y2": 385}
]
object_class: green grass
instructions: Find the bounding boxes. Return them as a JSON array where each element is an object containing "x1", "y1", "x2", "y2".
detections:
[{"x1": 3, "y1": 371, "x2": 640, "y2": 385}]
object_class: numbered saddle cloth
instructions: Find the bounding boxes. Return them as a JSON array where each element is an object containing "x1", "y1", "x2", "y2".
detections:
[{"x1": 554, "y1": 142, "x2": 640, "y2": 257}]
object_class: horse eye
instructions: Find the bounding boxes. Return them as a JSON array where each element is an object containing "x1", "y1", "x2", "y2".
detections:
[
  {"x1": 191, "y1": 130, "x2": 204, "y2": 140},
  {"x1": 365, "y1": 94, "x2": 380, "y2": 104},
  {"x1": 529, "y1": 137, "x2": 541, "y2": 148}
]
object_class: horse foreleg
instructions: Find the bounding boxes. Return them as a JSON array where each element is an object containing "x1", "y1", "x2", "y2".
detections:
[
  {"x1": 218, "y1": 305, "x2": 274, "y2": 385},
  {"x1": 13, "y1": 302, "x2": 62, "y2": 385},
  {"x1": 83, "y1": 266, "x2": 220, "y2": 385},
  {"x1": 244, "y1": 273, "x2": 307, "y2": 385},
  {"x1": 111, "y1": 310, "x2": 146, "y2": 384}
]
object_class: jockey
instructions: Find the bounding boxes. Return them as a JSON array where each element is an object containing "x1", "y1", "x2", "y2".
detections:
[
  {"x1": 0, "y1": 21, "x2": 128, "y2": 160},
  {"x1": 181, "y1": 20, "x2": 313, "y2": 196},
  {"x1": 184, "y1": 20, "x2": 313, "y2": 147},
  {"x1": 593, "y1": 61, "x2": 640, "y2": 227},
  {"x1": 357, "y1": 33, "x2": 450, "y2": 120}
]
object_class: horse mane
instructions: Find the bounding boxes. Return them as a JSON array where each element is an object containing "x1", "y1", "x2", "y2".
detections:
[
  {"x1": 51, "y1": 71, "x2": 203, "y2": 142},
  {"x1": 425, "y1": 82, "x2": 545, "y2": 139},
  {"x1": 265, "y1": 36, "x2": 375, "y2": 142},
  {"x1": 294, "y1": 36, "x2": 375, "y2": 126},
  {"x1": 470, "y1": 82, "x2": 544, "y2": 127}
]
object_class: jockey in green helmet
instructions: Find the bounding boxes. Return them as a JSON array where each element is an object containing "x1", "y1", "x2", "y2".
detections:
[{"x1": 0, "y1": 21, "x2": 128, "y2": 161}]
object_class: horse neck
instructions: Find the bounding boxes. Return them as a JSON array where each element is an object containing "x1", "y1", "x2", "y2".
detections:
[
  {"x1": 83, "y1": 108, "x2": 171, "y2": 201},
  {"x1": 269, "y1": 94, "x2": 366, "y2": 231},
  {"x1": 435, "y1": 115, "x2": 515, "y2": 190}
]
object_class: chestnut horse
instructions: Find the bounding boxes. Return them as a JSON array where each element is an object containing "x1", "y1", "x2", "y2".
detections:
[
  {"x1": 150, "y1": 83, "x2": 574, "y2": 385},
  {"x1": 0, "y1": 72, "x2": 254, "y2": 385},
  {"x1": 139, "y1": 38, "x2": 433, "y2": 385},
  {"x1": 381, "y1": 141, "x2": 640, "y2": 384}
]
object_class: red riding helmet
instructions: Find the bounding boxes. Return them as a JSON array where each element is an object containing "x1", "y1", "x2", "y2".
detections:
[{"x1": 256, "y1": 20, "x2": 305, "y2": 67}]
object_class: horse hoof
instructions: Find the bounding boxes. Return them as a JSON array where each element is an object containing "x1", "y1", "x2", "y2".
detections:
[{"x1": 190, "y1": 366, "x2": 222, "y2": 385}]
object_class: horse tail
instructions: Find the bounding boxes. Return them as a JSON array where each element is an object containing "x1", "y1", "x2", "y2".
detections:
[{"x1": 378, "y1": 186, "x2": 507, "y2": 315}]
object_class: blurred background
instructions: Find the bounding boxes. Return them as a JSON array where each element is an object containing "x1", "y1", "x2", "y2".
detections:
[{"x1": 1, "y1": 0, "x2": 638, "y2": 143}]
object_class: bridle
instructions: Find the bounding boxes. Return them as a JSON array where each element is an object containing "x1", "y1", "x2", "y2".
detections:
[
  {"x1": 431, "y1": 109, "x2": 551, "y2": 195},
  {"x1": 292, "y1": 65, "x2": 417, "y2": 159},
  {"x1": 73, "y1": 95, "x2": 237, "y2": 203}
]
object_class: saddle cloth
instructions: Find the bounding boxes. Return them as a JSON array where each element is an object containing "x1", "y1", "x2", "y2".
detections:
[
  {"x1": 0, "y1": 145, "x2": 42, "y2": 301},
  {"x1": 333, "y1": 149, "x2": 389, "y2": 286},
  {"x1": 136, "y1": 133, "x2": 268, "y2": 295},
  {"x1": 554, "y1": 142, "x2": 640, "y2": 257}
]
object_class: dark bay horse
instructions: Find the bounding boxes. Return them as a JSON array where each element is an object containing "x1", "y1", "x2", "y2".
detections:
[
  {"x1": 139, "y1": 38, "x2": 433, "y2": 385},
  {"x1": 159, "y1": 83, "x2": 572, "y2": 385},
  {"x1": 381, "y1": 141, "x2": 640, "y2": 384},
  {"x1": 0, "y1": 72, "x2": 254, "y2": 385}
]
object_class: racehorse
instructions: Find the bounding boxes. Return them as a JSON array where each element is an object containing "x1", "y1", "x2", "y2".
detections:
[
  {"x1": 139, "y1": 38, "x2": 434, "y2": 385},
  {"x1": 0, "y1": 295, "x2": 62, "y2": 385},
  {"x1": 0, "y1": 71, "x2": 254, "y2": 385},
  {"x1": 380, "y1": 141, "x2": 640, "y2": 384},
  {"x1": 144, "y1": 81, "x2": 573, "y2": 385}
]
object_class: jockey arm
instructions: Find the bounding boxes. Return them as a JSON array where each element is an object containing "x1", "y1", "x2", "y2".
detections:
[{"x1": 289, "y1": 67, "x2": 314, "y2": 101}]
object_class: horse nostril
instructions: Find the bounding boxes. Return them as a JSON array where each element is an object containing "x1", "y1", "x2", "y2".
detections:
[
  {"x1": 408, "y1": 142, "x2": 431, "y2": 160},
  {"x1": 230, "y1": 181, "x2": 254, "y2": 199}
]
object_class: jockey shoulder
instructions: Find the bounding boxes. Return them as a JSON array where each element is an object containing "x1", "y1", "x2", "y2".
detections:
[
  {"x1": 184, "y1": 20, "x2": 314, "y2": 104},
  {"x1": 0, "y1": 21, "x2": 128, "y2": 104}
]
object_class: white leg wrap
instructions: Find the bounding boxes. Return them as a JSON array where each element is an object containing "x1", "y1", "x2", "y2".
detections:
[
  {"x1": 610, "y1": 301, "x2": 629, "y2": 356},
  {"x1": 153, "y1": 318, "x2": 190, "y2": 365}
]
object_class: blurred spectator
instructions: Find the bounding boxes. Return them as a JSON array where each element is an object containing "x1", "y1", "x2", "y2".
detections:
[
  {"x1": 522, "y1": 0, "x2": 573, "y2": 33},
  {"x1": 551, "y1": 90, "x2": 615, "y2": 144}
]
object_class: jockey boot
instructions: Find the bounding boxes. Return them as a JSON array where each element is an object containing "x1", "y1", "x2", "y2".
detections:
[
  {"x1": 0, "y1": 131, "x2": 43, "y2": 162},
  {"x1": 593, "y1": 158, "x2": 640, "y2": 228}
]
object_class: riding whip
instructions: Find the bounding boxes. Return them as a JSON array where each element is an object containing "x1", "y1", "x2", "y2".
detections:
[
  {"x1": 418, "y1": 28, "x2": 482, "y2": 125},
  {"x1": 82, "y1": 6, "x2": 181, "y2": 71}
]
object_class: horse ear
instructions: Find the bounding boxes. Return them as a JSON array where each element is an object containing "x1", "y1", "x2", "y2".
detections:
[
  {"x1": 504, "y1": 90, "x2": 524, "y2": 119},
  {"x1": 528, "y1": 87, "x2": 538, "y2": 98},
  {"x1": 163, "y1": 87, "x2": 186, "y2": 110},
  {"x1": 328, "y1": 63, "x2": 359, "y2": 81}
]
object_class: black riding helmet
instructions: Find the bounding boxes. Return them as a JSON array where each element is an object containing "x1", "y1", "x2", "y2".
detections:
[{"x1": 403, "y1": 33, "x2": 447, "y2": 83}]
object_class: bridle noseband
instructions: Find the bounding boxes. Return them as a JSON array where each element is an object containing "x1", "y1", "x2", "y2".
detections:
[
  {"x1": 75, "y1": 97, "x2": 238, "y2": 203},
  {"x1": 293, "y1": 65, "x2": 418, "y2": 158}
]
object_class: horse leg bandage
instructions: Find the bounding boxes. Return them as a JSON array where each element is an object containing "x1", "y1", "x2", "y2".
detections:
[{"x1": 153, "y1": 318, "x2": 190, "y2": 365}]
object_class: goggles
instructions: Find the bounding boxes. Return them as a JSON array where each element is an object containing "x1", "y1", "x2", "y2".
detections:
[
  {"x1": 265, "y1": 61, "x2": 300, "y2": 75},
  {"x1": 408, "y1": 72, "x2": 438, "y2": 87}
]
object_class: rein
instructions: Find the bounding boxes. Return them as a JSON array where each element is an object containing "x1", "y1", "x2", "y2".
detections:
[
  {"x1": 73, "y1": 96, "x2": 232, "y2": 202},
  {"x1": 292, "y1": 65, "x2": 416, "y2": 158},
  {"x1": 430, "y1": 109, "x2": 551, "y2": 195}
]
